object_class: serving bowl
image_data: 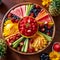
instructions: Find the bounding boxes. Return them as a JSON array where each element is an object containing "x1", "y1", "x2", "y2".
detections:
[{"x1": 1, "y1": 2, "x2": 55, "y2": 55}]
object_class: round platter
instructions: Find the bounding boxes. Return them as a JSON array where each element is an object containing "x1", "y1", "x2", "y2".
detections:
[{"x1": 1, "y1": 2, "x2": 55, "y2": 55}]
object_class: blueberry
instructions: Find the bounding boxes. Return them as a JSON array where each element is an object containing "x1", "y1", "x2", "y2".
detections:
[
  {"x1": 49, "y1": 30, "x2": 53, "y2": 36},
  {"x1": 34, "y1": 13, "x2": 37, "y2": 17},
  {"x1": 13, "y1": 15, "x2": 18, "y2": 19},
  {"x1": 11, "y1": 14, "x2": 20, "y2": 20},
  {"x1": 30, "y1": 9, "x2": 34, "y2": 13},
  {"x1": 46, "y1": 30, "x2": 50, "y2": 33},
  {"x1": 33, "y1": 9, "x2": 37, "y2": 13},
  {"x1": 29, "y1": 5, "x2": 41, "y2": 18},
  {"x1": 33, "y1": 5, "x2": 36, "y2": 9},
  {"x1": 40, "y1": 53, "x2": 50, "y2": 60}
]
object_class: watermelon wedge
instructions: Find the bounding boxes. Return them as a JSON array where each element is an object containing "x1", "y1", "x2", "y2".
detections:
[
  {"x1": 37, "y1": 15, "x2": 52, "y2": 23},
  {"x1": 10, "y1": 7, "x2": 22, "y2": 18},
  {"x1": 14, "y1": 7, "x2": 23, "y2": 18},
  {"x1": 20, "y1": 5, "x2": 26, "y2": 17},
  {"x1": 35, "y1": 9, "x2": 48, "y2": 20},
  {"x1": 10, "y1": 5, "x2": 26, "y2": 18}
]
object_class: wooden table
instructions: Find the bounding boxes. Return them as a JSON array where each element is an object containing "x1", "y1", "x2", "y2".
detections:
[{"x1": 0, "y1": 0, "x2": 60, "y2": 60}]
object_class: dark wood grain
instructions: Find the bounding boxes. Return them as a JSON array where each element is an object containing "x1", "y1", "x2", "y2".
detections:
[{"x1": 0, "y1": 0, "x2": 60, "y2": 60}]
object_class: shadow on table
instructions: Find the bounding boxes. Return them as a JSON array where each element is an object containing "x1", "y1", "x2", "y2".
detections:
[{"x1": 0, "y1": 3, "x2": 8, "y2": 18}]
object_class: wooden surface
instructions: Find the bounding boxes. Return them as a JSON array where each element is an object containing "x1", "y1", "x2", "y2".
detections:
[{"x1": 0, "y1": 0, "x2": 60, "y2": 60}]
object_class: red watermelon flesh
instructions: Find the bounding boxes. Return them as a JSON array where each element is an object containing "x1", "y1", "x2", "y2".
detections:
[
  {"x1": 10, "y1": 10, "x2": 18, "y2": 16},
  {"x1": 38, "y1": 15, "x2": 52, "y2": 23},
  {"x1": 35, "y1": 9, "x2": 50, "y2": 21},
  {"x1": 10, "y1": 5, "x2": 26, "y2": 18},
  {"x1": 14, "y1": 7, "x2": 23, "y2": 18},
  {"x1": 14, "y1": 7, "x2": 22, "y2": 18},
  {"x1": 10, "y1": 7, "x2": 23, "y2": 18},
  {"x1": 20, "y1": 5, "x2": 26, "y2": 17}
]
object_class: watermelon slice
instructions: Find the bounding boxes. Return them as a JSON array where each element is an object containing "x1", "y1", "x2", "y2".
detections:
[
  {"x1": 37, "y1": 15, "x2": 52, "y2": 23},
  {"x1": 10, "y1": 7, "x2": 23, "y2": 18},
  {"x1": 20, "y1": 5, "x2": 26, "y2": 17},
  {"x1": 35, "y1": 9, "x2": 49, "y2": 20},
  {"x1": 14, "y1": 7, "x2": 23, "y2": 18},
  {"x1": 10, "y1": 5, "x2": 26, "y2": 18}
]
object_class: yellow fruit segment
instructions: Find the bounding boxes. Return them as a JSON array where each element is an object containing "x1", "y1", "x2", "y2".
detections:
[
  {"x1": 3, "y1": 20, "x2": 19, "y2": 37},
  {"x1": 31, "y1": 34, "x2": 48, "y2": 51}
]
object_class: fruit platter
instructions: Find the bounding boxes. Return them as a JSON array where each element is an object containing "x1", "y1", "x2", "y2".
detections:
[{"x1": 1, "y1": 2, "x2": 55, "y2": 55}]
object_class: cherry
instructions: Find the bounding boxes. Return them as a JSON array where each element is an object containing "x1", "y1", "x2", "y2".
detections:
[{"x1": 53, "y1": 42, "x2": 60, "y2": 52}]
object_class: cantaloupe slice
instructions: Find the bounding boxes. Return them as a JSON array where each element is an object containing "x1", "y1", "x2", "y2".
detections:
[{"x1": 35, "y1": 9, "x2": 48, "y2": 20}]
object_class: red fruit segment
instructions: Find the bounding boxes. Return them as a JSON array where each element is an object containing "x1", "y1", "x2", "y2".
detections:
[
  {"x1": 20, "y1": 5, "x2": 26, "y2": 17},
  {"x1": 10, "y1": 5, "x2": 26, "y2": 18},
  {"x1": 37, "y1": 15, "x2": 52, "y2": 23},
  {"x1": 18, "y1": 16, "x2": 38, "y2": 37},
  {"x1": 53, "y1": 42, "x2": 60, "y2": 52},
  {"x1": 6, "y1": 32, "x2": 21, "y2": 46},
  {"x1": 35, "y1": 9, "x2": 47, "y2": 20},
  {"x1": 35, "y1": 9, "x2": 52, "y2": 23}
]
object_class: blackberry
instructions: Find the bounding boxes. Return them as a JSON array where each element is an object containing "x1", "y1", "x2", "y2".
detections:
[{"x1": 40, "y1": 53, "x2": 50, "y2": 60}]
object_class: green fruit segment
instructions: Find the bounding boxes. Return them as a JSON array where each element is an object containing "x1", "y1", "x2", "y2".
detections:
[
  {"x1": 12, "y1": 37, "x2": 24, "y2": 48},
  {"x1": 26, "y1": 4, "x2": 33, "y2": 16},
  {"x1": 38, "y1": 31, "x2": 52, "y2": 42},
  {"x1": 21, "y1": 38, "x2": 29, "y2": 52}
]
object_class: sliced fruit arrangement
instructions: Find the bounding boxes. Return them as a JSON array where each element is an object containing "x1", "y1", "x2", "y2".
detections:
[
  {"x1": 35, "y1": 9, "x2": 52, "y2": 22},
  {"x1": 3, "y1": 4, "x2": 54, "y2": 53}
]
